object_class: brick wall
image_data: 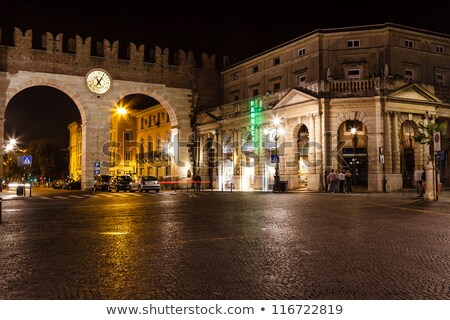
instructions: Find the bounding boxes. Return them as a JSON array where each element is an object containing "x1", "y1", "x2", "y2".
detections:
[{"x1": 0, "y1": 27, "x2": 224, "y2": 110}]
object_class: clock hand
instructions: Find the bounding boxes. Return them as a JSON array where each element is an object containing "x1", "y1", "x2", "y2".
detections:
[
  {"x1": 98, "y1": 74, "x2": 105, "y2": 86},
  {"x1": 95, "y1": 75, "x2": 105, "y2": 87}
]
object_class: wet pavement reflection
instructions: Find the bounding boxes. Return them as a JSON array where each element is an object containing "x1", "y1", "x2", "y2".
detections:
[{"x1": 0, "y1": 191, "x2": 449, "y2": 299}]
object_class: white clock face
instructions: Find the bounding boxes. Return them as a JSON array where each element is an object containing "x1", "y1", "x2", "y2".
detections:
[{"x1": 85, "y1": 69, "x2": 112, "y2": 95}]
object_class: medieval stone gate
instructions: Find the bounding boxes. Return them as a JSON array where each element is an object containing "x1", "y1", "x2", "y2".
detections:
[{"x1": 0, "y1": 28, "x2": 223, "y2": 189}]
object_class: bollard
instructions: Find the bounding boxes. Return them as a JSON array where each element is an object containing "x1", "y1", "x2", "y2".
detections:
[
  {"x1": 0, "y1": 198, "x2": 2, "y2": 224},
  {"x1": 230, "y1": 183, "x2": 233, "y2": 192}
]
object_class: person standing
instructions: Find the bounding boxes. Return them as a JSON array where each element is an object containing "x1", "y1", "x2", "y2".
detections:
[
  {"x1": 414, "y1": 168, "x2": 424, "y2": 195},
  {"x1": 345, "y1": 169, "x2": 352, "y2": 193},
  {"x1": 338, "y1": 169, "x2": 346, "y2": 193},
  {"x1": 328, "y1": 169, "x2": 337, "y2": 193},
  {"x1": 420, "y1": 167, "x2": 426, "y2": 197},
  {"x1": 193, "y1": 172, "x2": 202, "y2": 191}
]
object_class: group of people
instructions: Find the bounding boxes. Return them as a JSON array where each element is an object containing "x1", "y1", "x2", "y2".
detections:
[
  {"x1": 325, "y1": 169, "x2": 353, "y2": 193},
  {"x1": 414, "y1": 167, "x2": 426, "y2": 197}
]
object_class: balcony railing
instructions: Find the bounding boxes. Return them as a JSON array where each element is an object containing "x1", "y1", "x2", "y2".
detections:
[
  {"x1": 435, "y1": 86, "x2": 450, "y2": 102},
  {"x1": 329, "y1": 79, "x2": 378, "y2": 94},
  {"x1": 136, "y1": 151, "x2": 169, "y2": 163},
  {"x1": 210, "y1": 90, "x2": 289, "y2": 120}
]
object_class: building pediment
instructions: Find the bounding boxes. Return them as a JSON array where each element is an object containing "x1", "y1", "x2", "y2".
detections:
[
  {"x1": 388, "y1": 83, "x2": 442, "y2": 103},
  {"x1": 272, "y1": 88, "x2": 317, "y2": 109},
  {"x1": 196, "y1": 112, "x2": 218, "y2": 126}
]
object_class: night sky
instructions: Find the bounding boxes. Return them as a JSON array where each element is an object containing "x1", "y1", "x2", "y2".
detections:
[{"x1": 1, "y1": 0, "x2": 450, "y2": 148}]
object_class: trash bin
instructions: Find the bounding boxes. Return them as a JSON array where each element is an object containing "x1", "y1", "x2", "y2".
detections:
[
  {"x1": 16, "y1": 185, "x2": 24, "y2": 196},
  {"x1": 279, "y1": 181, "x2": 286, "y2": 192}
]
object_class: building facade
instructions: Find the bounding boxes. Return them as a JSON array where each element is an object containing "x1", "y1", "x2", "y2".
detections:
[
  {"x1": 67, "y1": 120, "x2": 82, "y2": 180},
  {"x1": 69, "y1": 104, "x2": 173, "y2": 182},
  {"x1": 134, "y1": 105, "x2": 172, "y2": 179},
  {"x1": 194, "y1": 23, "x2": 450, "y2": 197},
  {"x1": 1, "y1": 27, "x2": 223, "y2": 190},
  {"x1": 109, "y1": 108, "x2": 138, "y2": 176}
]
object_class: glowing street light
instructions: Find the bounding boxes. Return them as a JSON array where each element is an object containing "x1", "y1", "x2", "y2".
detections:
[
  {"x1": 116, "y1": 106, "x2": 127, "y2": 115},
  {"x1": 272, "y1": 117, "x2": 284, "y2": 192},
  {"x1": 5, "y1": 138, "x2": 17, "y2": 152}
]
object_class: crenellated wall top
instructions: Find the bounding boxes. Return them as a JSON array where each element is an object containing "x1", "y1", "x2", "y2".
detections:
[
  {"x1": 0, "y1": 27, "x2": 226, "y2": 109},
  {"x1": 0, "y1": 27, "x2": 228, "y2": 72}
]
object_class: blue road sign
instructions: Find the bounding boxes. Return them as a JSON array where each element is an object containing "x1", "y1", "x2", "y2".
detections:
[
  {"x1": 94, "y1": 169, "x2": 100, "y2": 175},
  {"x1": 271, "y1": 155, "x2": 279, "y2": 163},
  {"x1": 94, "y1": 161, "x2": 101, "y2": 168},
  {"x1": 22, "y1": 156, "x2": 32, "y2": 166}
]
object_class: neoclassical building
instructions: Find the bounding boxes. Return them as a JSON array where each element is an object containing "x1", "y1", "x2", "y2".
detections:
[{"x1": 194, "y1": 23, "x2": 450, "y2": 195}]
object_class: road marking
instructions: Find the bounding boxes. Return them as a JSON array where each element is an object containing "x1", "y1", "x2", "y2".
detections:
[{"x1": 96, "y1": 194, "x2": 114, "y2": 198}]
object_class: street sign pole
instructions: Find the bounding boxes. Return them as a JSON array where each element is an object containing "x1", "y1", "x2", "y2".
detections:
[{"x1": 379, "y1": 147, "x2": 386, "y2": 192}]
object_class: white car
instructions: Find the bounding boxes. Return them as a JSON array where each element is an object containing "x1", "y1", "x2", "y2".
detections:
[{"x1": 129, "y1": 175, "x2": 160, "y2": 193}]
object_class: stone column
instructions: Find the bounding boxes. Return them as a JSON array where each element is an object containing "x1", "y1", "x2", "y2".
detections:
[
  {"x1": 316, "y1": 112, "x2": 324, "y2": 175},
  {"x1": 213, "y1": 129, "x2": 220, "y2": 189},
  {"x1": 424, "y1": 115, "x2": 436, "y2": 200},
  {"x1": 391, "y1": 112, "x2": 401, "y2": 174},
  {"x1": 308, "y1": 114, "x2": 316, "y2": 174},
  {"x1": 384, "y1": 112, "x2": 392, "y2": 174}
]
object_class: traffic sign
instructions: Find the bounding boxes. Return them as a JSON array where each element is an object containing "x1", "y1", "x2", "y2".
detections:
[
  {"x1": 433, "y1": 132, "x2": 441, "y2": 152},
  {"x1": 271, "y1": 155, "x2": 279, "y2": 163},
  {"x1": 94, "y1": 161, "x2": 101, "y2": 175},
  {"x1": 22, "y1": 156, "x2": 32, "y2": 166}
]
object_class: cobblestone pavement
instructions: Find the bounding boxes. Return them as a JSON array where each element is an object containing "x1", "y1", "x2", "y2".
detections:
[{"x1": 0, "y1": 188, "x2": 449, "y2": 300}]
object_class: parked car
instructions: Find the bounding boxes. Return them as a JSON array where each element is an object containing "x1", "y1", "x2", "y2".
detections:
[
  {"x1": 93, "y1": 174, "x2": 112, "y2": 191},
  {"x1": 109, "y1": 175, "x2": 132, "y2": 192},
  {"x1": 52, "y1": 180, "x2": 65, "y2": 189},
  {"x1": 66, "y1": 179, "x2": 81, "y2": 190},
  {"x1": 129, "y1": 175, "x2": 160, "y2": 193}
]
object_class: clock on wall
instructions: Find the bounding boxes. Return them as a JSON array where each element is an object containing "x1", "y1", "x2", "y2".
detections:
[{"x1": 85, "y1": 68, "x2": 112, "y2": 95}]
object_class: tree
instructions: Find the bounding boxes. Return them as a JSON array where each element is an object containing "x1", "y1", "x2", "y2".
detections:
[
  {"x1": 414, "y1": 121, "x2": 447, "y2": 200},
  {"x1": 3, "y1": 152, "x2": 23, "y2": 179},
  {"x1": 414, "y1": 122, "x2": 447, "y2": 152},
  {"x1": 27, "y1": 138, "x2": 68, "y2": 180}
]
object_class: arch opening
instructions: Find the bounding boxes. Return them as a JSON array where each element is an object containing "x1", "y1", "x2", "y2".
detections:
[
  {"x1": 3, "y1": 86, "x2": 81, "y2": 186},
  {"x1": 337, "y1": 119, "x2": 368, "y2": 187}
]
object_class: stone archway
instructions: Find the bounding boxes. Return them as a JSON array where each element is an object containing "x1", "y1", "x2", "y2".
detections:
[
  {"x1": 400, "y1": 120, "x2": 419, "y2": 188},
  {"x1": 297, "y1": 124, "x2": 309, "y2": 188},
  {"x1": 337, "y1": 119, "x2": 369, "y2": 187},
  {"x1": 0, "y1": 71, "x2": 194, "y2": 189}
]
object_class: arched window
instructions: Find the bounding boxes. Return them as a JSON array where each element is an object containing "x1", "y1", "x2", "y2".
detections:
[
  {"x1": 147, "y1": 136, "x2": 153, "y2": 153},
  {"x1": 156, "y1": 133, "x2": 161, "y2": 152}
]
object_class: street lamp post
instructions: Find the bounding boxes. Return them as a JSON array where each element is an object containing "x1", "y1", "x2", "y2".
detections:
[
  {"x1": 273, "y1": 129, "x2": 280, "y2": 192},
  {"x1": 351, "y1": 126, "x2": 357, "y2": 186},
  {"x1": 272, "y1": 117, "x2": 284, "y2": 192}
]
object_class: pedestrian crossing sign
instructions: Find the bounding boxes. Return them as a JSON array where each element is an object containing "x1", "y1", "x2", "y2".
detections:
[{"x1": 22, "y1": 156, "x2": 32, "y2": 166}]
